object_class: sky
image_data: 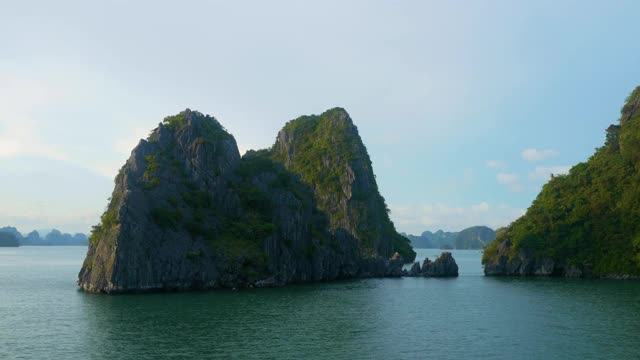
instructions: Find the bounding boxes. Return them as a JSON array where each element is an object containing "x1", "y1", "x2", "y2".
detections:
[{"x1": 2, "y1": 1, "x2": 640, "y2": 235}]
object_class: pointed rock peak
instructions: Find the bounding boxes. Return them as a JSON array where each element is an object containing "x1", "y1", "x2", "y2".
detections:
[
  {"x1": 318, "y1": 107, "x2": 358, "y2": 131},
  {"x1": 320, "y1": 106, "x2": 351, "y2": 121},
  {"x1": 162, "y1": 108, "x2": 219, "y2": 130},
  {"x1": 280, "y1": 107, "x2": 353, "y2": 132},
  {"x1": 620, "y1": 86, "x2": 640, "y2": 125},
  {"x1": 157, "y1": 109, "x2": 232, "y2": 143}
]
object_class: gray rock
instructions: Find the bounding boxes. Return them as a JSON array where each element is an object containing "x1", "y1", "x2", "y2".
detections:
[
  {"x1": 563, "y1": 265, "x2": 582, "y2": 278},
  {"x1": 255, "y1": 277, "x2": 279, "y2": 288},
  {"x1": 533, "y1": 258, "x2": 555, "y2": 276},
  {"x1": 407, "y1": 262, "x2": 421, "y2": 277},
  {"x1": 384, "y1": 253, "x2": 405, "y2": 277},
  {"x1": 422, "y1": 252, "x2": 459, "y2": 277}
]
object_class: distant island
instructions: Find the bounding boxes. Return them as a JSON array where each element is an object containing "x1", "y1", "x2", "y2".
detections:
[
  {"x1": 483, "y1": 86, "x2": 640, "y2": 279},
  {"x1": 78, "y1": 108, "x2": 428, "y2": 294},
  {"x1": 402, "y1": 226, "x2": 496, "y2": 250},
  {"x1": 0, "y1": 227, "x2": 88, "y2": 246},
  {"x1": 0, "y1": 232, "x2": 20, "y2": 247}
]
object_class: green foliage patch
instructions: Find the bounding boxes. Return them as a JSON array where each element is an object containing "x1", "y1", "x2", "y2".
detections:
[
  {"x1": 163, "y1": 110, "x2": 232, "y2": 145},
  {"x1": 483, "y1": 87, "x2": 640, "y2": 276},
  {"x1": 143, "y1": 155, "x2": 160, "y2": 190},
  {"x1": 150, "y1": 207, "x2": 184, "y2": 230},
  {"x1": 270, "y1": 108, "x2": 416, "y2": 261}
]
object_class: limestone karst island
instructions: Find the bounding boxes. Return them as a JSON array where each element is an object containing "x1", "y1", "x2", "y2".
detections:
[{"x1": 78, "y1": 109, "x2": 459, "y2": 293}]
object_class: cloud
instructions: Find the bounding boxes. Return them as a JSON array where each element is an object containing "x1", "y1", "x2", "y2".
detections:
[
  {"x1": 0, "y1": 69, "x2": 72, "y2": 162},
  {"x1": 496, "y1": 173, "x2": 523, "y2": 192},
  {"x1": 529, "y1": 166, "x2": 571, "y2": 180},
  {"x1": 390, "y1": 202, "x2": 525, "y2": 234},
  {"x1": 496, "y1": 173, "x2": 518, "y2": 185},
  {"x1": 0, "y1": 122, "x2": 70, "y2": 161},
  {"x1": 521, "y1": 148, "x2": 559, "y2": 162},
  {"x1": 486, "y1": 160, "x2": 507, "y2": 169},
  {"x1": 471, "y1": 202, "x2": 490, "y2": 212},
  {"x1": 0, "y1": 62, "x2": 143, "y2": 179}
]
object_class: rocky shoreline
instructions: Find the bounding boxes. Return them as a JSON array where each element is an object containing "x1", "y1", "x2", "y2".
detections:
[
  {"x1": 79, "y1": 251, "x2": 459, "y2": 293},
  {"x1": 252, "y1": 252, "x2": 458, "y2": 288},
  {"x1": 483, "y1": 240, "x2": 640, "y2": 279}
]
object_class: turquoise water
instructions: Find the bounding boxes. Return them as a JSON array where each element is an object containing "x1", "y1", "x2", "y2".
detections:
[{"x1": 1, "y1": 247, "x2": 640, "y2": 359}]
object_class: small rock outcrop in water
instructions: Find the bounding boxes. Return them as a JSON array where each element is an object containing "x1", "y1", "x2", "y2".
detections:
[
  {"x1": 422, "y1": 252, "x2": 459, "y2": 277},
  {"x1": 404, "y1": 252, "x2": 459, "y2": 277},
  {"x1": 78, "y1": 109, "x2": 416, "y2": 293},
  {"x1": 407, "y1": 262, "x2": 421, "y2": 276}
]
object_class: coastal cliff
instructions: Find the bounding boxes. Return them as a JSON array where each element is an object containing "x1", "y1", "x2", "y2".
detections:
[
  {"x1": 483, "y1": 87, "x2": 640, "y2": 279},
  {"x1": 78, "y1": 108, "x2": 416, "y2": 293}
]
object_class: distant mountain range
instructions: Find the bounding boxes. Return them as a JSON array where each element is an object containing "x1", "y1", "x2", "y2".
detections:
[
  {"x1": 0, "y1": 227, "x2": 88, "y2": 246},
  {"x1": 402, "y1": 226, "x2": 496, "y2": 250}
]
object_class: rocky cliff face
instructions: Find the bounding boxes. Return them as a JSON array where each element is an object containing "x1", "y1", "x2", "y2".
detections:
[
  {"x1": 483, "y1": 86, "x2": 640, "y2": 279},
  {"x1": 483, "y1": 240, "x2": 564, "y2": 277},
  {"x1": 78, "y1": 109, "x2": 416, "y2": 293},
  {"x1": 272, "y1": 108, "x2": 415, "y2": 261}
]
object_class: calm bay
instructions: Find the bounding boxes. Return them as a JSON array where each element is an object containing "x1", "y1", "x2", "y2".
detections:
[{"x1": 1, "y1": 247, "x2": 639, "y2": 359}]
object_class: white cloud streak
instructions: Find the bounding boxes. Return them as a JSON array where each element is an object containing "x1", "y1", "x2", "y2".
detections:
[
  {"x1": 496, "y1": 173, "x2": 518, "y2": 185},
  {"x1": 496, "y1": 173, "x2": 523, "y2": 192},
  {"x1": 486, "y1": 160, "x2": 507, "y2": 169},
  {"x1": 521, "y1": 148, "x2": 559, "y2": 162},
  {"x1": 390, "y1": 202, "x2": 525, "y2": 234},
  {"x1": 0, "y1": 63, "x2": 143, "y2": 179}
]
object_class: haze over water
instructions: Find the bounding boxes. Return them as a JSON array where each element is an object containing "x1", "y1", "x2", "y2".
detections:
[{"x1": 1, "y1": 247, "x2": 639, "y2": 359}]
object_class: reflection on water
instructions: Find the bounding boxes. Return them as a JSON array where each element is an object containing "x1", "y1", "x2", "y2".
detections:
[{"x1": 1, "y1": 247, "x2": 640, "y2": 359}]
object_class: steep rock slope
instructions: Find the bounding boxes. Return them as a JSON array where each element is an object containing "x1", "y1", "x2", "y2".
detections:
[
  {"x1": 78, "y1": 109, "x2": 414, "y2": 293},
  {"x1": 272, "y1": 108, "x2": 415, "y2": 260},
  {"x1": 483, "y1": 87, "x2": 640, "y2": 278}
]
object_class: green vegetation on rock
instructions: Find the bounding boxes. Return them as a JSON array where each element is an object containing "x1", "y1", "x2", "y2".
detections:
[
  {"x1": 483, "y1": 86, "x2": 640, "y2": 277},
  {"x1": 79, "y1": 107, "x2": 416, "y2": 293},
  {"x1": 162, "y1": 110, "x2": 232, "y2": 142},
  {"x1": 272, "y1": 108, "x2": 415, "y2": 261},
  {"x1": 143, "y1": 155, "x2": 160, "y2": 189}
]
